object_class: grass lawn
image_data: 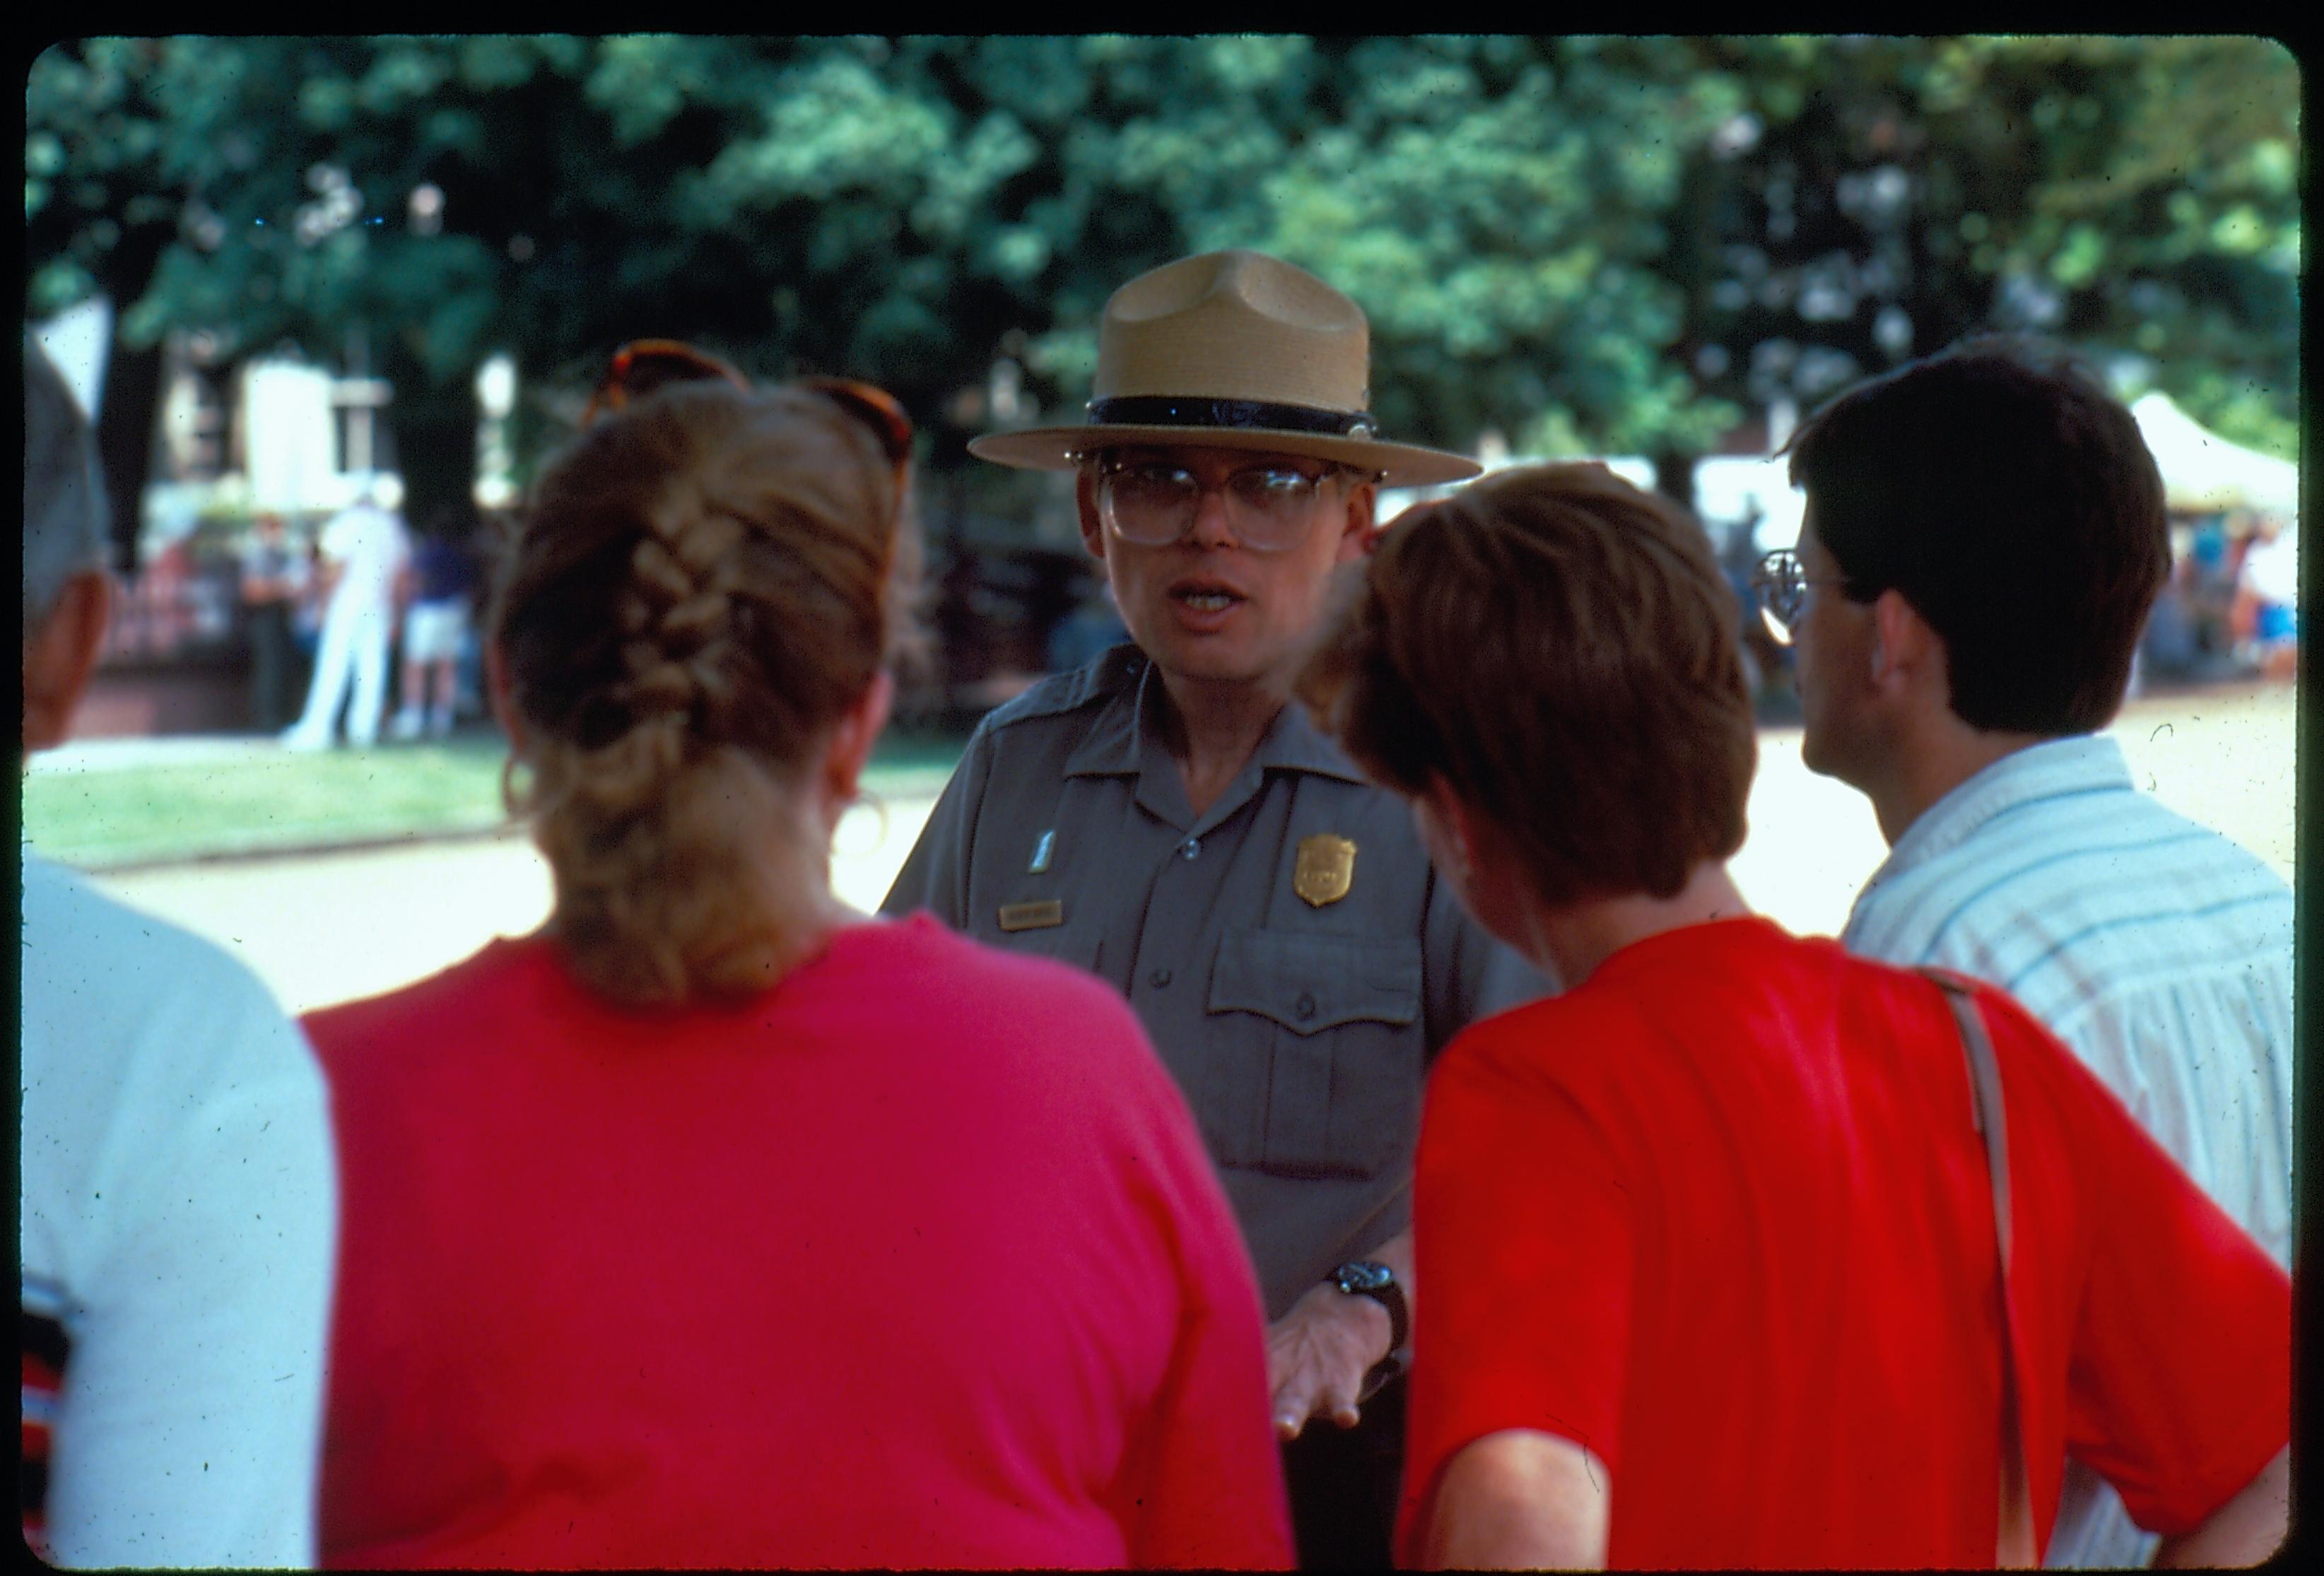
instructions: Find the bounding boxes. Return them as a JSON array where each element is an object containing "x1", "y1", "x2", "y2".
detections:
[{"x1": 21, "y1": 728, "x2": 970, "y2": 871}]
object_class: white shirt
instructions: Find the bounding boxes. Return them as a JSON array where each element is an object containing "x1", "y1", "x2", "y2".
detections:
[
  {"x1": 1841, "y1": 734, "x2": 2292, "y2": 1569},
  {"x1": 20, "y1": 855, "x2": 339, "y2": 1568},
  {"x1": 2241, "y1": 529, "x2": 2297, "y2": 608},
  {"x1": 319, "y1": 502, "x2": 410, "y2": 616}
]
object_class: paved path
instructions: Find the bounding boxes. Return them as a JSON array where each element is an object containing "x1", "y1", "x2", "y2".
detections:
[
  {"x1": 85, "y1": 683, "x2": 2294, "y2": 1017},
  {"x1": 85, "y1": 793, "x2": 944, "y2": 1016}
]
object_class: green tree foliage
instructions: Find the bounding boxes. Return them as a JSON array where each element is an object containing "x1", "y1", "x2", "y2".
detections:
[
  {"x1": 27, "y1": 33, "x2": 2301, "y2": 570},
  {"x1": 1669, "y1": 35, "x2": 2300, "y2": 458},
  {"x1": 28, "y1": 38, "x2": 240, "y2": 566},
  {"x1": 993, "y1": 36, "x2": 1744, "y2": 459}
]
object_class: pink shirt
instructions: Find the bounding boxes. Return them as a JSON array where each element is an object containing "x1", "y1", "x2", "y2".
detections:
[{"x1": 308, "y1": 915, "x2": 1291, "y2": 1569}]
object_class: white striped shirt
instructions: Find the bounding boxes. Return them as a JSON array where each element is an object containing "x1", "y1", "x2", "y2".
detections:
[{"x1": 1841, "y1": 734, "x2": 2292, "y2": 1570}]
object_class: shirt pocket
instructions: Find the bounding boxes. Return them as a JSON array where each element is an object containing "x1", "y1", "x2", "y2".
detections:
[{"x1": 1207, "y1": 926, "x2": 1424, "y2": 1179}]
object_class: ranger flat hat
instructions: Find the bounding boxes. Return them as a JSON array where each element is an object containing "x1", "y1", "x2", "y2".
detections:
[{"x1": 968, "y1": 249, "x2": 1482, "y2": 487}]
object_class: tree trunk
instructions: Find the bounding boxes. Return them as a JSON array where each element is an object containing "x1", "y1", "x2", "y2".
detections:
[
  {"x1": 1650, "y1": 449, "x2": 1702, "y2": 519},
  {"x1": 95, "y1": 337, "x2": 167, "y2": 577},
  {"x1": 387, "y1": 401, "x2": 481, "y2": 541},
  {"x1": 88, "y1": 218, "x2": 179, "y2": 578}
]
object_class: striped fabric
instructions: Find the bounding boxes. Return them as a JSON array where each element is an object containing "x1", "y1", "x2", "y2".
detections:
[
  {"x1": 22, "y1": 1276, "x2": 71, "y2": 1563},
  {"x1": 1842, "y1": 733, "x2": 2293, "y2": 1570}
]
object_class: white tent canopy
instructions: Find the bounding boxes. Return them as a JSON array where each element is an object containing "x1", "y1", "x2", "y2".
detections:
[{"x1": 2130, "y1": 392, "x2": 2298, "y2": 517}]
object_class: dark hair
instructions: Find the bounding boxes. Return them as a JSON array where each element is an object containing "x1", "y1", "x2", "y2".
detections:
[
  {"x1": 1784, "y1": 336, "x2": 2169, "y2": 734},
  {"x1": 1300, "y1": 463, "x2": 1755, "y2": 905},
  {"x1": 495, "y1": 381, "x2": 924, "y2": 1007}
]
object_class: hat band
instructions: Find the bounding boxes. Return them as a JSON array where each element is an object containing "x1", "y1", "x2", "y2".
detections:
[{"x1": 1086, "y1": 396, "x2": 1380, "y2": 440}]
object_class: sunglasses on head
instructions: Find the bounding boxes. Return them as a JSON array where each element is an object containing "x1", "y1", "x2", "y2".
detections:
[
  {"x1": 795, "y1": 376, "x2": 915, "y2": 499},
  {"x1": 583, "y1": 342, "x2": 914, "y2": 496},
  {"x1": 582, "y1": 339, "x2": 750, "y2": 423}
]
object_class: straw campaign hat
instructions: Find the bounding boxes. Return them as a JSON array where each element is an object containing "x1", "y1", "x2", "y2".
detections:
[{"x1": 968, "y1": 249, "x2": 1482, "y2": 487}]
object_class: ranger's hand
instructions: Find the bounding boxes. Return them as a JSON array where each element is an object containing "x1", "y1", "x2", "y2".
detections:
[{"x1": 1266, "y1": 1279, "x2": 1393, "y2": 1440}]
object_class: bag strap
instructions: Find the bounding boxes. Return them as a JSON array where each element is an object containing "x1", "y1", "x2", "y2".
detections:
[{"x1": 1924, "y1": 968, "x2": 2038, "y2": 1569}]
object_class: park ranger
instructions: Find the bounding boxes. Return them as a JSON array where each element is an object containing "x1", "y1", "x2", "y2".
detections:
[{"x1": 881, "y1": 249, "x2": 1545, "y2": 1569}]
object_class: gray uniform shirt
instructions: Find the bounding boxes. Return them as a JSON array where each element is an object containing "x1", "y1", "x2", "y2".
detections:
[{"x1": 881, "y1": 645, "x2": 1548, "y2": 1319}]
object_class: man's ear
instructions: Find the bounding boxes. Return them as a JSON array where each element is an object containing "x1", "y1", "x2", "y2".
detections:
[
  {"x1": 21, "y1": 570, "x2": 112, "y2": 754},
  {"x1": 1074, "y1": 469, "x2": 1107, "y2": 563},
  {"x1": 1867, "y1": 589, "x2": 1937, "y2": 697}
]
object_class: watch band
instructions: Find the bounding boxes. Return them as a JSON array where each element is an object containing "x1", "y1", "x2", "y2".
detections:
[{"x1": 1328, "y1": 1260, "x2": 1409, "y2": 1354}]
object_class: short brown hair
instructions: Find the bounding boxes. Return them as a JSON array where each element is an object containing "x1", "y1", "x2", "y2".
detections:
[
  {"x1": 1785, "y1": 336, "x2": 2169, "y2": 734},
  {"x1": 1301, "y1": 464, "x2": 1755, "y2": 905},
  {"x1": 495, "y1": 381, "x2": 922, "y2": 1007}
]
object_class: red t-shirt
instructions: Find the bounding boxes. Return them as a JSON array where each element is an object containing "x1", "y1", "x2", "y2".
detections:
[
  {"x1": 1398, "y1": 916, "x2": 2289, "y2": 1570},
  {"x1": 307, "y1": 915, "x2": 1291, "y2": 1570}
]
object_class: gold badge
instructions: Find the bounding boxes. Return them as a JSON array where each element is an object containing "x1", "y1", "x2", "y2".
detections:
[
  {"x1": 997, "y1": 900, "x2": 1064, "y2": 932},
  {"x1": 1293, "y1": 834, "x2": 1357, "y2": 907}
]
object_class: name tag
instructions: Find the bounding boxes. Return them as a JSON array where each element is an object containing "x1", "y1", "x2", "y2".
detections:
[{"x1": 997, "y1": 900, "x2": 1064, "y2": 932}]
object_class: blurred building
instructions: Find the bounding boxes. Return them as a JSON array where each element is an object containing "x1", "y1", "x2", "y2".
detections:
[{"x1": 72, "y1": 336, "x2": 410, "y2": 738}]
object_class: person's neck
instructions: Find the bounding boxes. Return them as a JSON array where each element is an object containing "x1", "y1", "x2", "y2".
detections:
[
  {"x1": 1153, "y1": 669, "x2": 1287, "y2": 820},
  {"x1": 1865, "y1": 717, "x2": 2052, "y2": 847},
  {"x1": 1513, "y1": 861, "x2": 1754, "y2": 989}
]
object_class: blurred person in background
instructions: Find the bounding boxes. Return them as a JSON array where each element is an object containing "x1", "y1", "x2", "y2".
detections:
[
  {"x1": 294, "y1": 521, "x2": 329, "y2": 659},
  {"x1": 1772, "y1": 339, "x2": 2294, "y2": 1569},
  {"x1": 1045, "y1": 561, "x2": 1131, "y2": 674},
  {"x1": 2234, "y1": 512, "x2": 2297, "y2": 681},
  {"x1": 1298, "y1": 461, "x2": 2289, "y2": 1570},
  {"x1": 303, "y1": 361, "x2": 1290, "y2": 1569},
  {"x1": 20, "y1": 331, "x2": 339, "y2": 1567},
  {"x1": 282, "y1": 478, "x2": 411, "y2": 751},
  {"x1": 389, "y1": 506, "x2": 481, "y2": 740},
  {"x1": 881, "y1": 249, "x2": 1545, "y2": 1570},
  {"x1": 240, "y1": 510, "x2": 310, "y2": 731}
]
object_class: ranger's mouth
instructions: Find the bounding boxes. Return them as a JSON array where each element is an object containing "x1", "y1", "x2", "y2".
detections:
[{"x1": 1171, "y1": 580, "x2": 1247, "y2": 612}]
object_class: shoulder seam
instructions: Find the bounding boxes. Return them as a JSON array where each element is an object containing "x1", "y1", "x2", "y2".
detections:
[{"x1": 978, "y1": 651, "x2": 1137, "y2": 732}]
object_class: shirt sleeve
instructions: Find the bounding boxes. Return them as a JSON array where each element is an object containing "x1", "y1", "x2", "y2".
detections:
[
  {"x1": 2038, "y1": 1018, "x2": 2291, "y2": 1538},
  {"x1": 879, "y1": 719, "x2": 997, "y2": 927},
  {"x1": 1396, "y1": 1016, "x2": 1633, "y2": 1567},
  {"x1": 43, "y1": 994, "x2": 339, "y2": 1570}
]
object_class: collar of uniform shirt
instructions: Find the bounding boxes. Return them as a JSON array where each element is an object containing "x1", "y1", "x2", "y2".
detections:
[{"x1": 1059, "y1": 650, "x2": 1368, "y2": 785}]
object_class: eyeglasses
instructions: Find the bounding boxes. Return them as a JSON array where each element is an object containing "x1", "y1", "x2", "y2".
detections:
[
  {"x1": 1092, "y1": 457, "x2": 1371, "y2": 552},
  {"x1": 582, "y1": 342, "x2": 915, "y2": 500},
  {"x1": 1749, "y1": 548, "x2": 1858, "y2": 646}
]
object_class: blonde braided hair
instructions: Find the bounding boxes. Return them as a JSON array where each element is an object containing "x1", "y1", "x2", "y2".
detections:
[{"x1": 495, "y1": 381, "x2": 920, "y2": 1008}]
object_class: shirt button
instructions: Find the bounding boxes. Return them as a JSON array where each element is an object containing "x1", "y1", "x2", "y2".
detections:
[
  {"x1": 1295, "y1": 992, "x2": 1317, "y2": 1021},
  {"x1": 1150, "y1": 968, "x2": 1173, "y2": 989},
  {"x1": 1180, "y1": 837, "x2": 1201, "y2": 860}
]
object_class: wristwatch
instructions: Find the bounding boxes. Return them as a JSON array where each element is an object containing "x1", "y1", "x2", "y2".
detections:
[{"x1": 1328, "y1": 1259, "x2": 1409, "y2": 1355}]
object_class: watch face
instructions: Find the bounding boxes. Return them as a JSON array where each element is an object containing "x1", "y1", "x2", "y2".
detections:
[{"x1": 1337, "y1": 1261, "x2": 1394, "y2": 1294}]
